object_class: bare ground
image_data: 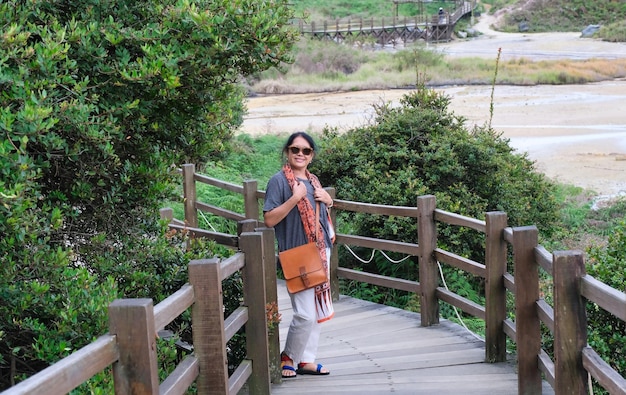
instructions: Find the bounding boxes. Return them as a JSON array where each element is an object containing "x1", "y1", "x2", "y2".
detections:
[{"x1": 240, "y1": 13, "x2": 626, "y2": 198}]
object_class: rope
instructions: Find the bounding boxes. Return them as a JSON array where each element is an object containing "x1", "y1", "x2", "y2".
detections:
[
  {"x1": 341, "y1": 245, "x2": 489, "y2": 342},
  {"x1": 198, "y1": 211, "x2": 218, "y2": 232},
  {"x1": 342, "y1": 244, "x2": 412, "y2": 264},
  {"x1": 437, "y1": 260, "x2": 484, "y2": 342}
]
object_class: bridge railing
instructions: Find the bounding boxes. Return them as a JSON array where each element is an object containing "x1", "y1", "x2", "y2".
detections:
[
  {"x1": 295, "y1": 0, "x2": 477, "y2": 35},
  {"x1": 175, "y1": 164, "x2": 625, "y2": 394},
  {"x1": 3, "y1": 217, "x2": 275, "y2": 394},
  {"x1": 5, "y1": 162, "x2": 624, "y2": 394}
]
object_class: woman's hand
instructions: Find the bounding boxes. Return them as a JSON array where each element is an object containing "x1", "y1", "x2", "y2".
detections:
[
  {"x1": 292, "y1": 181, "x2": 308, "y2": 201},
  {"x1": 314, "y1": 187, "x2": 333, "y2": 207}
]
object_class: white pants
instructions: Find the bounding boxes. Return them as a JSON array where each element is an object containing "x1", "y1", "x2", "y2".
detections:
[{"x1": 283, "y1": 247, "x2": 330, "y2": 364}]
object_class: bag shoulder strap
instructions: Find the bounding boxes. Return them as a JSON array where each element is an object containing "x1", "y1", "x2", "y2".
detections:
[{"x1": 314, "y1": 202, "x2": 320, "y2": 241}]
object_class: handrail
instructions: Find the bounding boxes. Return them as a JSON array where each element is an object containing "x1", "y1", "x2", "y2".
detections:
[
  {"x1": 173, "y1": 164, "x2": 624, "y2": 395},
  {"x1": 7, "y1": 161, "x2": 624, "y2": 394},
  {"x1": 4, "y1": 226, "x2": 273, "y2": 395}
]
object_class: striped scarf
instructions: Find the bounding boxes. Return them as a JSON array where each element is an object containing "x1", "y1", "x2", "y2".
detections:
[{"x1": 282, "y1": 163, "x2": 334, "y2": 323}]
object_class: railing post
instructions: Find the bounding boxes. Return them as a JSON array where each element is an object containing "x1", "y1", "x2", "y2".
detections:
[
  {"x1": 240, "y1": 232, "x2": 271, "y2": 395},
  {"x1": 417, "y1": 195, "x2": 439, "y2": 326},
  {"x1": 325, "y1": 187, "x2": 339, "y2": 301},
  {"x1": 189, "y1": 258, "x2": 228, "y2": 395},
  {"x1": 238, "y1": 219, "x2": 258, "y2": 235},
  {"x1": 159, "y1": 207, "x2": 173, "y2": 222},
  {"x1": 243, "y1": 180, "x2": 259, "y2": 221},
  {"x1": 512, "y1": 225, "x2": 542, "y2": 395},
  {"x1": 109, "y1": 299, "x2": 159, "y2": 395},
  {"x1": 553, "y1": 251, "x2": 587, "y2": 394},
  {"x1": 182, "y1": 164, "x2": 198, "y2": 228},
  {"x1": 257, "y1": 226, "x2": 281, "y2": 384},
  {"x1": 485, "y1": 211, "x2": 508, "y2": 362}
]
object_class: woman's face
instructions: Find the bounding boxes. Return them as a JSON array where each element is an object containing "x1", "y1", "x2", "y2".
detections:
[{"x1": 287, "y1": 136, "x2": 314, "y2": 172}]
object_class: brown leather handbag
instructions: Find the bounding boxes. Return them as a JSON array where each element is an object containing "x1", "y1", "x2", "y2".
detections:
[{"x1": 279, "y1": 203, "x2": 327, "y2": 294}]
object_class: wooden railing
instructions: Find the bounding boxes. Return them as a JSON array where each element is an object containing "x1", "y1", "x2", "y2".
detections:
[
  {"x1": 2, "y1": 218, "x2": 278, "y2": 394},
  {"x1": 174, "y1": 164, "x2": 625, "y2": 394},
  {"x1": 4, "y1": 162, "x2": 625, "y2": 394},
  {"x1": 294, "y1": 0, "x2": 476, "y2": 38}
]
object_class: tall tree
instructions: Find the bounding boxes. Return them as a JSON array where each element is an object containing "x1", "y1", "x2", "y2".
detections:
[{"x1": 0, "y1": 0, "x2": 297, "y2": 388}]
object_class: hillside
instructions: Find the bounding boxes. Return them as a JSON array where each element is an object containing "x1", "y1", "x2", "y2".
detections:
[{"x1": 484, "y1": 0, "x2": 626, "y2": 32}]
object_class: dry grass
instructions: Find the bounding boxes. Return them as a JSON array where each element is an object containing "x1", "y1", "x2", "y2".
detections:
[{"x1": 251, "y1": 47, "x2": 626, "y2": 94}]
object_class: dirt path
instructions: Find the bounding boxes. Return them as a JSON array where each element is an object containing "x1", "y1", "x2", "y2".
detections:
[{"x1": 240, "y1": 14, "x2": 626, "y2": 198}]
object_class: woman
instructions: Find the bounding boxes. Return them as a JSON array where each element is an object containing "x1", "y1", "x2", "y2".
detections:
[{"x1": 263, "y1": 131, "x2": 335, "y2": 378}]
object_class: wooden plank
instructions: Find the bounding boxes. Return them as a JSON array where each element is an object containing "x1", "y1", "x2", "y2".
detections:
[
  {"x1": 229, "y1": 360, "x2": 253, "y2": 395},
  {"x1": 553, "y1": 251, "x2": 587, "y2": 394},
  {"x1": 332, "y1": 199, "x2": 418, "y2": 217},
  {"x1": 196, "y1": 200, "x2": 246, "y2": 222},
  {"x1": 436, "y1": 288, "x2": 486, "y2": 319},
  {"x1": 224, "y1": 306, "x2": 248, "y2": 342},
  {"x1": 109, "y1": 299, "x2": 159, "y2": 394},
  {"x1": 182, "y1": 164, "x2": 198, "y2": 228},
  {"x1": 269, "y1": 281, "x2": 554, "y2": 395},
  {"x1": 153, "y1": 284, "x2": 194, "y2": 331},
  {"x1": 484, "y1": 211, "x2": 508, "y2": 362},
  {"x1": 418, "y1": 195, "x2": 439, "y2": 326},
  {"x1": 337, "y1": 267, "x2": 420, "y2": 293},
  {"x1": 336, "y1": 234, "x2": 418, "y2": 255},
  {"x1": 582, "y1": 347, "x2": 626, "y2": 395},
  {"x1": 194, "y1": 172, "x2": 243, "y2": 194},
  {"x1": 1, "y1": 335, "x2": 118, "y2": 395},
  {"x1": 434, "y1": 209, "x2": 486, "y2": 232},
  {"x1": 159, "y1": 355, "x2": 199, "y2": 395},
  {"x1": 512, "y1": 225, "x2": 542, "y2": 395},
  {"x1": 189, "y1": 258, "x2": 228, "y2": 394},
  {"x1": 435, "y1": 248, "x2": 485, "y2": 277},
  {"x1": 239, "y1": 231, "x2": 271, "y2": 395},
  {"x1": 581, "y1": 274, "x2": 626, "y2": 321}
]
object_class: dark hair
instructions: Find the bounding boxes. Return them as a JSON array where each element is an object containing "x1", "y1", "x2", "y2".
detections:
[{"x1": 282, "y1": 131, "x2": 316, "y2": 155}]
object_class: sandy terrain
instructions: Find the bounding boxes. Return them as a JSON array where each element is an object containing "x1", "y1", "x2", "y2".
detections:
[{"x1": 240, "y1": 14, "x2": 626, "y2": 198}]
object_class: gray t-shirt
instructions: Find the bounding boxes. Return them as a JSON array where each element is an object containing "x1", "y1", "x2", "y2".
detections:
[{"x1": 263, "y1": 171, "x2": 332, "y2": 252}]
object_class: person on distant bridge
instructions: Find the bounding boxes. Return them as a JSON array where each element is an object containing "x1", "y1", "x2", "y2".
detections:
[
  {"x1": 264, "y1": 131, "x2": 335, "y2": 379},
  {"x1": 438, "y1": 7, "x2": 446, "y2": 24}
]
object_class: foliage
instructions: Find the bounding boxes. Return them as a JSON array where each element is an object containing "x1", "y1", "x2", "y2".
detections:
[
  {"x1": 585, "y1": 220, "x2": 626, "y2": 394},
  {"x1": 311, "y1": 82, "x2": 559, "y2": 310},
  {"x1": 0, "y1": 0, "x2": 297, "y2": 389},
  {"x1": 599, "y1": 20, "x2": 626, "y2": 43},
  {"x1": 501, "y1": 0, "x2": 626, "y2": 33}
]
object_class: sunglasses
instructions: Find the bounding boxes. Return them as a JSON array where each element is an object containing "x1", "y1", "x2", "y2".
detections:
[{"x1": 288, "y1": 146, "x2": 313, "y2": 156}]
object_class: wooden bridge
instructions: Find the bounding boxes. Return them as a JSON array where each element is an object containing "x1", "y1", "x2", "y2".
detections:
[
  {"x1": 4, "y1": 164, "x2": 626, "y2": 395},
  {"x1": 296, "y1": 1, "x2": 477, "y2": 44},
  {"x1": 269, "y1": 280, "x2": 554, "y2": 394}
]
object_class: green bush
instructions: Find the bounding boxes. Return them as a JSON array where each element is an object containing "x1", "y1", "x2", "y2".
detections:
[
  {"x1": 312, "y1": 82, "x2": 559, "y2": 310},
  {"x1": 1, "y1": 0, "x2": 296, "y2": 389},
  {"x1": 586, "y1": 220, "x2": 626, "y2": 394}
]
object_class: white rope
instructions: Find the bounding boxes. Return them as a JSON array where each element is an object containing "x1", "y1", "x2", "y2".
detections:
[
  {"x1": 342, "y1": 244, "x2": 376, "y2": 263},
  {"x1": 437, "y1": 260, "x2": 484, "y2": 342},
  {"x1": 341, "y1": 245, "x2": 485, "y2": 342},
  {"x1": 197, "y1": 211, "x2": 218, "y2": 232},
  {"x1": 342, "y1": 245, "x2": 413, "y2": 264}
]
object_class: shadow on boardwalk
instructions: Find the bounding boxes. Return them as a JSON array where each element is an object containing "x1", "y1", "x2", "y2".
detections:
[{"x1": 270, "y1": 281, "x2": 554, "y2": 394}]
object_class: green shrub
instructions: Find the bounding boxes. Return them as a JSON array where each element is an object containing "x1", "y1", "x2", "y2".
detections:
[
  {"x1": 586, "y1": 220, "x2": 626, "y2": 394},
  {"x1": 312, "y1": 82, "x2": 559, "y2": 310},
  {"x1": 1, "y1": 0, "x2": 296, "y2": 389}
]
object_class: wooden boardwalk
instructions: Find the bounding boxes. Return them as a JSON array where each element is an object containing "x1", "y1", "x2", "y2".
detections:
[{"x1": 270, "y1": 281, "x2": 554, "y2": 394}]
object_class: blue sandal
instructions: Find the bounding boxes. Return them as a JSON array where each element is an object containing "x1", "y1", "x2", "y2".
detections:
[
  {"x1": 281, "y1": 353, "x2": 297, "y2": 378},
  {"x1": 296, "y1": 362, "x2": 330, "y2": 375}
]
